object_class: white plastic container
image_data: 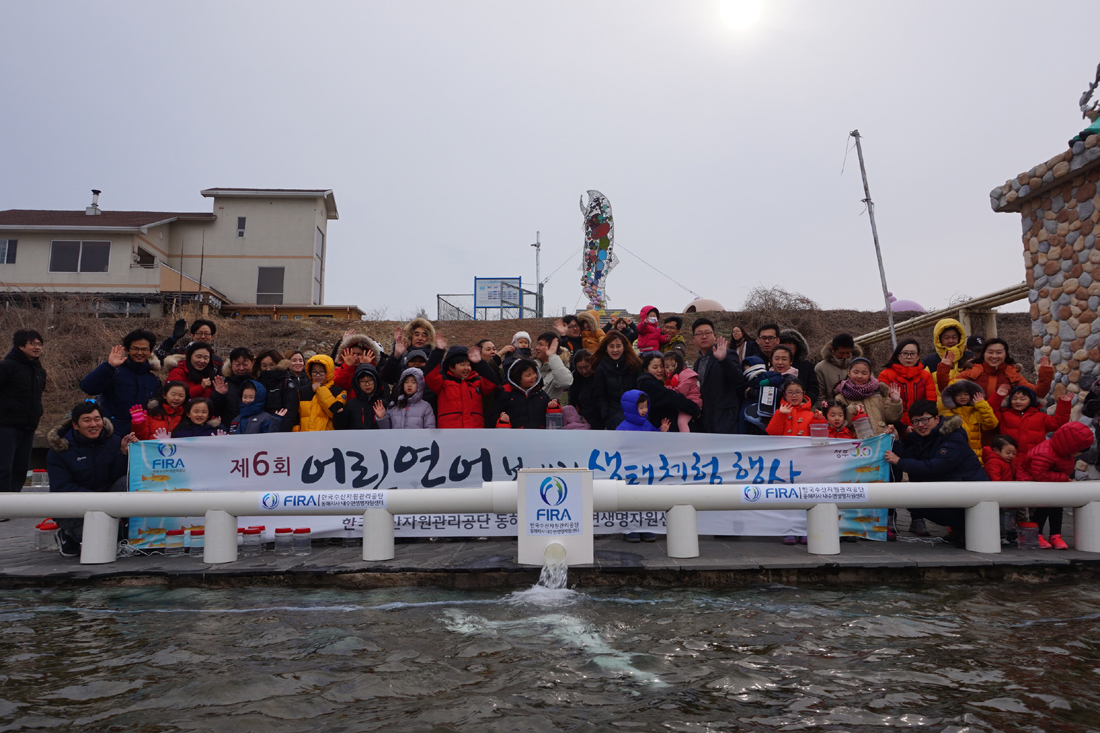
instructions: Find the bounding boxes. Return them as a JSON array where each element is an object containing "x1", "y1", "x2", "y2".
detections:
[
  {"x1": 189, "y1": 528, "x2": 205, "y2": 560},
  {"x1": 241, "y1": 528, "x2": 263, "y2": 557},
  {"x1": 292, "y1": 528, "x2": 312, "y2": 556},
  {"x1": 274, "y1": 527, "x2": 294, "y2": 556},
  {"x1": 165, "y1": 529, "x2": 185, "y2": 556},
  {"x1": 35, "y1": 520, "x2": 59, "y2": 551}
]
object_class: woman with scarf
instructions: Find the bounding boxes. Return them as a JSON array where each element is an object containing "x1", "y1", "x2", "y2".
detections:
[
  {"x1": 834, "y1": 357, "x2": 903, "y2": 435},
  {"x1": 876, "y1": 339, "x2": 937, "y2": 427},
  {"x1": 955, "y1": 339, "x2": 1054, "y2": 415},
  {"x1": 164, "y1": 342, "x2": 216, "y2": 400}
]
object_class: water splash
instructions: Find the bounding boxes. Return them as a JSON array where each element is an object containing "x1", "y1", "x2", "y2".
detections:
[{"x1": 536, "y1": 543, "x2": 569, "y2": 590}]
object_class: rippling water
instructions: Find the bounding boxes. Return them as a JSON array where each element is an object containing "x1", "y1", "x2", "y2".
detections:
[{"x1": 1, "y1": 580, "x2": 1099, "y2": 731}]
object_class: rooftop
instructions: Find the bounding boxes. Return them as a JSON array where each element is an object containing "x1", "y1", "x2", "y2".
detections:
[
  {"x1": 0, "y1": 210, "x2": 216, "y2": 232},
  {"x1": 201, "y1": 188, "x2": 339, "y2": 219}
]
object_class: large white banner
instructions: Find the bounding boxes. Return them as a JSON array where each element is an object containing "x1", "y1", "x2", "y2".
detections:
[{"x1": 127, "y1": 430, "x2": 890, "y2": 548}]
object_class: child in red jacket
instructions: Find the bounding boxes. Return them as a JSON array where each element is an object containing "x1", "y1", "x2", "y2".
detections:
[
  {"x1": 636, "y1": 306, "x2": 668, "y2": 352},
  {"x1": 132, "y1": 381, "x2": 187, "y2": 440},
  {"x1": 822, "y1": 400, "x2": 855, "y2": 439},
  {"x1": 766, "y1": 379, "x2": 825, "y2": 437},
  {"x1": 994, "y1": 386, "x2": 1071, "y2": 463},
  {"x1": 1016, "y1": 421, "x2": 1094, "y2": 549},
  {"x1": 981, "y1": 434, "x2": 1017, "y2": 481},
  {"x1": 423, "y1": 338, "x2": 498, "y2": 429}
]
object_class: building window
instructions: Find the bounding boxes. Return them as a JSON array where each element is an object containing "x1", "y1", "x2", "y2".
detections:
[
  {"x1": 0, "y1": 239, "x2": 16, "y2": 264},
  {"x1": 237, "y1": 217, "x2": 246, "y2": 238},
  {"x1": 135, "y1": 247, "x2": 156, "y2": 268},
  {"x1": 49, "y1": 240, "x2": 111, "y2": 273},
  {"x1": 256, "y1": 266, "x2": 284, "y2": 305},
  {"x1": 313, "y1": 227, "x2": 324, "y2": 305}
]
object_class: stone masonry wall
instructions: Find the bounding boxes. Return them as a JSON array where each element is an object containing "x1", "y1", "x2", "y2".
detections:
[{"x1": 990, "y1": 134, "x2": 1100, "y2": 416}]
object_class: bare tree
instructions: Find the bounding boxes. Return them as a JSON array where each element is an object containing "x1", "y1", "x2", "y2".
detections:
[{"x1": 741, "y1": 286, "x2": 819, "y2": 312}]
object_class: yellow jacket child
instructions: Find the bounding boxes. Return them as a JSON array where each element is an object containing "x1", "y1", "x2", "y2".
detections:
[
  {"x1": 295, "y1": 354, "x2": 347, "y2": 432},
  {"x1": 939, "y1": 379, "x2": 998, "y2": 460}
]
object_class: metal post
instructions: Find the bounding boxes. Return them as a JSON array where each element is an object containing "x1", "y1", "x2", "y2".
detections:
[
  {"x1": 850, "y1": 130, "x2": 897, "y2": 349},
  {"x1": 806, "y1": 504, "x2": 840, "y2": 555},
  {"x1": 1075, "y1": 501, "x2": 1100, "y2": 552},
  {"x1": 665, "y1": 505, "x2": 699, "y2": 558},
  {"x1": 362, "y1": 508, "x2": 395, "y2": 561},
  {"x1": 965, "y1": 501, "x2": 1001, "y2": 554},
  {"x1": 80, "y1": 511, "x2": 118, "y2": 564},
  {"x1": 531, "y1": 231, "x2": 541, "y2": 318},
  {"x1": 203, "y1": 510, "x2": 238, "y2": 564}
]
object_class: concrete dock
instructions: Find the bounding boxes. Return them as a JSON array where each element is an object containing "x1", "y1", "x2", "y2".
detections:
[{"x1": 3, "y1": 508, "x2": 1099, "y2": 589}]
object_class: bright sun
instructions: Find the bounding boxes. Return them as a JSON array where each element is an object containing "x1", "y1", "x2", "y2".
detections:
[{"x1": 720, "y1": 0, "x2": 763, "y2": 30}]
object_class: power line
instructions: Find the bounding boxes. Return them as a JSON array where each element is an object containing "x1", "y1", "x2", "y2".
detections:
[
  {"x1": 615, "y1": 243, "x2": 701, "y2": 298},
  {"x1": 540, "y1": 245, "x2": 582, "y2": 285}
]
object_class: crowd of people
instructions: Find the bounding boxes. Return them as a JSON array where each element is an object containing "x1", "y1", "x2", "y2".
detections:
[{"x1": 1, "y1": 308, "x2": 1096, "y2": 555}]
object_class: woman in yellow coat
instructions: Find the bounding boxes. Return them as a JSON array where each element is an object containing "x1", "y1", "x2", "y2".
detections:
[{"x1": 295, "y1": 354, "x2": 346, "y2": 432}]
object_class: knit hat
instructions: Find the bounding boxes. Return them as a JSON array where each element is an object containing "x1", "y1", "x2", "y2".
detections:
[{"x1": 512, "y1": 331, "x2": 531, "y2": 347}]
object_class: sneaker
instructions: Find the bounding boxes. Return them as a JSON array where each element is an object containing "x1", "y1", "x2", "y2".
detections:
[
  {"x1": 1049, "y1": 534, "x2": 1069, "y2": 550},
  {"x1": 623, "y1": 532, "x2": 641, "y2": 543},
  {"x1": 1037, "y1": 534, "x2": 1052, "y2": 549},
  {"x1": 798, "y1": 536, "x2": 807, "y2": 544},
  {"x1": 783, "y1": 535, "x2": 797, "y2": 545},
  {"x1": 56, "y1": 529, "x2": 79, "y2": 558},
  {"x1": 909, "y1": 518, "x2": 930, "y2": 536},
  {"x1": 639, "y1": 532, "x2": 656, "y2": 542}
]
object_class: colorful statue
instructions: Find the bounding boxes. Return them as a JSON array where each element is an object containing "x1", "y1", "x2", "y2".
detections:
[
  {"x1": 1071, "y1": 63, "x2": 1100, "y2": 146},
  {"x1": 579, "y1": 190, "x2": 617, "y2": 310}
]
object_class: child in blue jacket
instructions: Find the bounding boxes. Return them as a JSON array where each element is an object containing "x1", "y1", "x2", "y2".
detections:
[{"x1": 616, "y1": 390, "x2": 670, "y2": 432}]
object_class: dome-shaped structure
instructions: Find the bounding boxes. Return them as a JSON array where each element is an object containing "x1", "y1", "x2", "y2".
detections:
[
  {"x1": 684, "y1": 297, "x2": 725, "y2": 313},
  {"x1": 888, "y1": 299, "x2": 925, "y2": 313}
]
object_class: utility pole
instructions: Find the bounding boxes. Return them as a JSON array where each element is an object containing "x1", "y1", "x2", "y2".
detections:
[
  {"x1": 531, "y1": 231, "x2": 542, "y2": 317},
  {"x1": 198, "y1": 231, "x2": 206, "y2": 315},
  {"x1": 850, "y1": 130, "x2": 897, "y2": 348}
]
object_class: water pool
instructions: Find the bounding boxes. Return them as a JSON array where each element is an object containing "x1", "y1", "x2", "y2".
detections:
[{"x1": 0, "y1": 581, "x2": 1098, "y2": 731}]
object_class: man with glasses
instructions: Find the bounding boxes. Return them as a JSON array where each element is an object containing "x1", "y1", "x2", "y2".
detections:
[
  {"x1": 156, "y1": 318, "x2": 224, "y2": 371},
  {"x1": 691, "y1": 318, "x2": 744, "y2": 434},
  {"x1": 80, "y1": 328, "x2": 163, "y2": 435},
  {"x1": 885, "y1": 400, "x2": 988, "y2": 545},
  {"x1": 745, "y1": 323, "x2": 781, "y2": 366},
  {"x1": 0, "y1": 330, "x2": 47, "y2": 510}
]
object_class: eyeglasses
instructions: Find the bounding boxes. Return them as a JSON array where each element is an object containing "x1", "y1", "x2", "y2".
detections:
[
  {"x1": 694, "y1": 331, "x2": 715, "y2": 337},
  {"x1": 912, "y1": 416, "x2": 936, "y2": 426},
  {"x1": 129, "y1": 347, "x2": 151, "y2": 353},
  {"x1": 785, "y1": 390, "x2": 804, "y2": 397},
  {"x1": 758, "y1": 335, "x2": 778, "y2": 341},
  {"x1": 899, "y1": 351, "x2": 919, "y2": 357},
  {"x1": 24, "y1": 341, "x2": 42, "y2": 347}
]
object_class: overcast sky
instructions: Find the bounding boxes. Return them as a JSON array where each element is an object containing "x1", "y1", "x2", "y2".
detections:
[{"x1": 3, "y1": 1, "x2": 1096, "y2": 318}]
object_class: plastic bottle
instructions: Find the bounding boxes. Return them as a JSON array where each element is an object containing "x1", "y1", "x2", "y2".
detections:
[
  {"x1": 274, "y1": 527, "x2": 294, "y2": 556},
  {"x1": 35, "y1": 520, "x2": 59, "y2": 551},
  {"x1": 237, "y1": 528, "x2": 244, "y2": 549},
  {"x1": 809, "y1": 422, "x2": 829, "y2": 441},
  {"x1": 852, "y1": 406, "x2": 874, "y2": 440},
  {"x1": 545, "y1": 404, "x2": 563, "y2": 430},
  {"x1": 165, "y1": 529, "x2": 185, "y2": 556},
  {"x1": 343, "y1": 525, "x2": 361, "y2": 548},
  {"x1": 292, "y1": 527, "x2": 312, "y2": 556},
  {"x1": 1016, "y1": 522, "x2": 1040, "y2": 549},
  {"x1": 241, "y1": 528, "x2": 263, "y2": 557},
  {"x1": 249, "y1": 526, "x2": 267, "y2": 553},
  {"x1": 189, "y1": 528, "x2": 205, "y2": 560},
  {"x1": 26, "y1": 469, "x2": 49, "y2": 492}
]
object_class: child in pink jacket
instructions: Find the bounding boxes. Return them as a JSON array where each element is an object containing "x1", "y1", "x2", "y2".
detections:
[
  {"x1": 636, "y1": 306, "x2": 668, "y2": 352},
  {"x1": 674, "y1": 368, "x2": 702, "y2": 433}
]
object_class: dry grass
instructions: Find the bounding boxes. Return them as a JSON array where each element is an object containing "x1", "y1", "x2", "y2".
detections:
[{"x1": 2, "y1": 297, "x2": 1033, "y2": 435}]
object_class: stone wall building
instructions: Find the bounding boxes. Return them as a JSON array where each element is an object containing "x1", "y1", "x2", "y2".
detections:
[{"x1": 991, "y1": 134, "x2": 1100, "y2": 415}]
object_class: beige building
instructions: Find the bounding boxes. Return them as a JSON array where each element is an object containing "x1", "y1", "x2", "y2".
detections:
[{"x1": 0, "y1": 188, "x2": 339, "y2": 316}]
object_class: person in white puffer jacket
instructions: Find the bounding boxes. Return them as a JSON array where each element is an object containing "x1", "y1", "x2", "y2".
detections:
[{"x1": 378, "y1": 367, "x2": 436, "y2": 429}]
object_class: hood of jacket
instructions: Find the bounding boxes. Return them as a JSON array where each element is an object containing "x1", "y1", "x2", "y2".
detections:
[
  {"x1": 640, "y1": 305, "x2": 659, "y2": 323},
  {"x1": 820, "y1": 341, "x2": 863, "y2": 368},
  {"x1": 47, "y1": 415, "x2": 116, "y2": 452},
  {"x1": 620, "y1": 389, "x2": 650, "y2": 428},
  {"x1": 402, "y1": 318, "x2": 436, "y2": 350},
  {"x1": 511, "y1": 331, "x2": 531, "y2": 348},
  {"x1": 941, "y1": 379, "x2": 984, "y2": 409},
  {"x1": 238, "y1": 379, "x2": 268, "y2": 419},
  {"x1": 506, "y1": 358, "x2": 542, "y2": 396},
  {"x1": 1006, "y1": 384, "x2": 1039, "y2": 411},
  {"x1": 779, "y1": 329, "x2": 810, "y2": 363},
  {"x1": 576, "y1": 311, "x2": 600, "y2": 332},
  {"x1": 395, "y1": 366, "x2": 426, "y2": 405},
  {"x1": 937, "y1": 414, "x2": 964, "y2": 437},
  {"x1": 932, "y1": 318, "x2": 968, "y2": 361},
  {"x1": 336, "y1": 334, "x2": 382, "y2": 366},
  {"x1": 351, "y1": 363, "x2": 384, "y2": 402},
  {"x1": 304, "y1": 354, "x2": 336, "y2": 387},
  {"x1": 1049, "y1": 421, "x2": 1094, "y2": 457}
]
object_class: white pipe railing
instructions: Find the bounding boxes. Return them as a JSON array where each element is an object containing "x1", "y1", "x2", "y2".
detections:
[{"x1": 4, "y1": 480, "x2": 1099, "y2": 565}]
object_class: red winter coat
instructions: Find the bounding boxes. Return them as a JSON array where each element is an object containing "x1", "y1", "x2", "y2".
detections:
[
  {"x1": 165, "y1": 365, "x2": 213, "y2": 400},
  {"x1": 424, "y1": 364, "x2": 497, "y2": 429},
  {"x1": 996, "y1": 392, "x2": 1071, "y2": 462},
  {"x1": 828, "y1": 424, "x2": 855, "y2": 439},
  {"x1": 877, "y1": 364, "x2": 937, "y2": 426},
  {"x1": 132, "y1": 402, "x2": 185, "y2": 440},
  {"x1": 1015, "y1": 422, "x2": 1094, "y2": 483},
  {"x1": 766, "y1": 397, "x2": 825, "y2": 437},
  {"x1": 981, "y1": 447, "x2": 1015, "y2": 481},
  {"x1": 956, "y1": 361, "x2": 1053, "y2": 406},
  {"x1": 636, "y1": 306, "x2": 668, "y2": 352}
]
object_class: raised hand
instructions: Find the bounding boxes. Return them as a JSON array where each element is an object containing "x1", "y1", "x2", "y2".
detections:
[
  {"x1": 779, "y1": 402, "x2": 794, "y2": 415},
  {"x1": 499, "y1": 344, "x2": 515, "y2": 356},
  {"x1": 372, "y1": 401, "x2": 386, "y2": 420},
  {"x1": 468, "y1": 345, "x2": 482, "y2": 364},
  {"x1": 974, "y1": 390, "x2": 987, "y2": 404},
  {"x1": 553, "y1": 318, "x2": 567, "y2": 336},
  {"x1": 341, "y1": 347, "x2": 360, "y2": 367},
  {"x1": 1061, "y1": 393, "x2": 1073, "y2": 402},
  {"x1": 1040, "y1": 355, "x2": 1051, "y2": 367},
  {"x1": 108, "y1": 345, "x2": 127, "y2": 367},
  {"x1": 213, "y1": 375, "x2": 228, "y2": 395},
  {"x1": 392, "y1": 327, "x2": 406, "y2": 357},
  {"x1": 201, "y1": 377, "x2": 212, "y2": 389},
  {"x1": 659, "y1": 418, "x2": 672, "y2": 432},
  {"x1": 888, "y1": 384, "x2": 902, "y2": 402},
  {"x1": 342, "y1": 328, "x2": 356, "y2": 342},
  {"x1": 997, "y1": 384, "x2": 1010, "y2": 397},
  {"x1": 152, "y1": 427, "x2": 170, "y2": 440},
  {"x1": 942, "y1": 350, "x2": 955, "y2": 367},
  {"x1": 215, "y1": 429, "x2": 227, "y2": 436},
  {"x1": 364, "y1": 349, "x2": 378, "y2": 365},
  {"x1": 713, "y1": 336, "x2": 728, "y2": 360},
  {"x1": 549, "y1": 337, "x2": 560, "y2": 355},
  {"x1": 120, "y1": 433, "x2": 139, "y2": 455},
  {"x1": 435, "y1": 335, "x2": 448, "y2": 351}
]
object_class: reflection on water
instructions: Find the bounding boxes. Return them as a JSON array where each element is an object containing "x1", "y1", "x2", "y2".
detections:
[{"x1": 1, "y1": 581, "x2": 1099, "y2": 731}]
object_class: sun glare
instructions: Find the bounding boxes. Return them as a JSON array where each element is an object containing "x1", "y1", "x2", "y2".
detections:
[{"x1": 720, "y1": 0, "x2": 763, "y2": 30}]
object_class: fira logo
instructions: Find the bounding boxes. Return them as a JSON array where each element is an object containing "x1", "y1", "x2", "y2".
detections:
[
  {"x1": 765, "y1": 487, "x2": 801, "y2": 499},
  {"x1": 742, "y1": 486, "x2": 761, "y2": 502},
  {"x1": 152, "y1": 458, "x2": 185, "y2": 470},
  {"x1": 261, "y1": 493, "x2": 280, "y2": 510},
  {"x1": 282, "y1": 495, "x2": 318, "y2": 507},
  {"x1": 157, "y1": 443, "x2": 178, "y2": 458},
  {"x1": 539, "y1": 476, "x2": 568, "y2": 506}
]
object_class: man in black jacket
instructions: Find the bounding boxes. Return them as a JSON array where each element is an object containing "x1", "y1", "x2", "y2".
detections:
[
  {"x1": 0, "y1": 330, "x2": 47, "y2": 508},
  {"x1": 691, "y1": 318, "x2": 745, "y2": 434},
  {"x1": 46, "y1": 402, "x2": 137, "y2": 556}
]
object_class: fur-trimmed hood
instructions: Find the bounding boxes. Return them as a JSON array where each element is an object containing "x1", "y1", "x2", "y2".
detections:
[
  {"x1": 938, "y1": 414, "x2": 964, "y2": 436},
  {"x1": 820, "y1": 341, "x2": 863, "y2": 368},
  {"x1": 941, "y1": 379, "x2": 984, "y2": 409},
  {"x1": 47, "y1": 415, "x2": 116, "y2": 452},
  {"x1": 779, "y1": 328, "x2": 810, "y2": 364},
  {"x1": 576, "y1": 311, "x2": 600, "y2": 332},
  {"x1": 402, "y1": 318, "x2": 436, "y2": 350},
  {"x1": 163, "y1": 354, "x2": 184, "y2": 372},
  {"x1": 335, "y1": 334, "x2": 382, "y2": 366}
]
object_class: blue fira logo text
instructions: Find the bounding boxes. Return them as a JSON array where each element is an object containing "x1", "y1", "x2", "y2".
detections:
[
  {"x1": 157, "y1": 443, "x2": 178, "y2": 458},
  {"x1": 261, "y1": 493, "x2": 280, "y2": 510},
  {"x1": 539, "y1": 476, "x2": 568, "y2": 506}
]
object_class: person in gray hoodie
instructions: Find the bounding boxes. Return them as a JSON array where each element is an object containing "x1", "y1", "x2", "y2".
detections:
[{"x1": 379, "y1": 367, "x2": 436, "y2": 429}]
